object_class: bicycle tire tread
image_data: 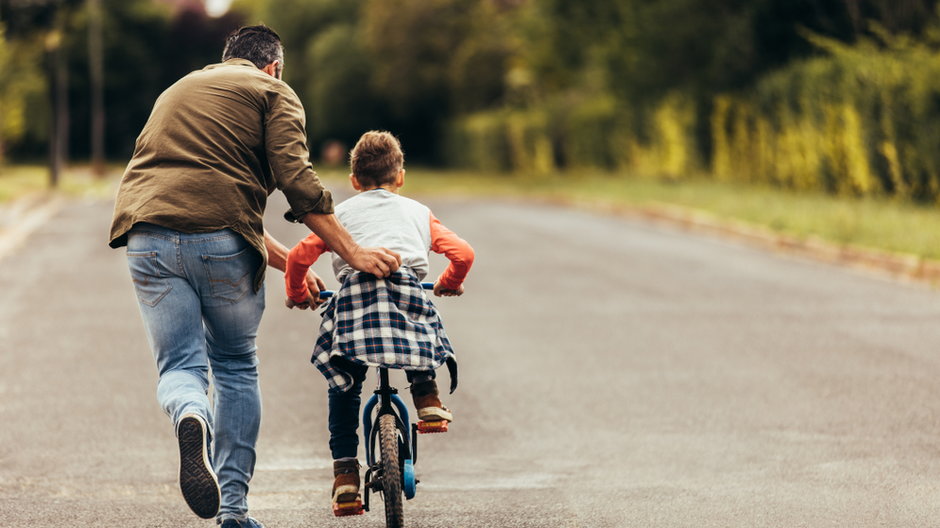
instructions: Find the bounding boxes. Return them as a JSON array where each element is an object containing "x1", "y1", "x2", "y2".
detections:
[{"x1": 379, "y1": 413, "x2": 404, "y2": 528}]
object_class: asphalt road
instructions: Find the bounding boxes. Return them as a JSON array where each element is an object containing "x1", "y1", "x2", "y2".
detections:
[{"x1": 3, "y1": 188, "x2": 940, "y2": 527}]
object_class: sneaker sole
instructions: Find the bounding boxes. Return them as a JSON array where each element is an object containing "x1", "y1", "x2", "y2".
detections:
[
  {"x1": 177, "y1": 415, "x2": 221, "y2": 519},
  {"x1": 417, "y1": 406, "x2": 453, "y2": 422}
]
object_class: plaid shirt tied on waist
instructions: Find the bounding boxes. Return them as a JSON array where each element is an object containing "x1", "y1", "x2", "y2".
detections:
[{"x1": 313, "y1": 270, "x2": 457, "y2": 392}]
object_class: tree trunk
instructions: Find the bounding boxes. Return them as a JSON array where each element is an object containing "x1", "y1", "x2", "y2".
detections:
[
  {"x1": 88, "y1": 0, "x2": 106, "y2": 177},
  {"x1": 47, "y1": 11, "x2": 70, "y2": 189}
]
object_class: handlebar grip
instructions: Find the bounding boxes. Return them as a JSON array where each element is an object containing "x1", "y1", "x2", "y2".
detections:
[{"x1": 319, "y1": 281, "x2": 435, "y2": 299}]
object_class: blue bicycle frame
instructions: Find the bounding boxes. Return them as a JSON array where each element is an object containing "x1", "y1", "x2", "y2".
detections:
[
  {"x1": 362, "y1": 367, "x2": 418, "y2": 502},
  {"x1": 317, "y1": 282, "x2": 434, "y2": 504}
]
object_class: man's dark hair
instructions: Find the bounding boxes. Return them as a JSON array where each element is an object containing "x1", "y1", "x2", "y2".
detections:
[{"x1": 222, "y1": 25, "x2": 283, "y2": 74}]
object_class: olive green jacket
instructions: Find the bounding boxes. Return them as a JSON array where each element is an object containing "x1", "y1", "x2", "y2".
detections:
[{"x1": 109, "y1": 59, "x2": 332, "y2": 290}]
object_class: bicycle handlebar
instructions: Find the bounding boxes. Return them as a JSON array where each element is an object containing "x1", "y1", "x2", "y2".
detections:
[{"x1": 318, "y1": 282, "x2": 435, "y2": 299}]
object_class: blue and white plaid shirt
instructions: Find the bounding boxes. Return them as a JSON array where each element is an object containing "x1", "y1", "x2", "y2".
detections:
[{"x1": 313, "y1": 270, "x2": 455, "y2": 391}]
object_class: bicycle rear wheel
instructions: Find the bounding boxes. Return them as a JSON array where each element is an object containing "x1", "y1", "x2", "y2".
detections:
[{"x1": 378, "y1": 413, "x2": 404, "y2": 528}]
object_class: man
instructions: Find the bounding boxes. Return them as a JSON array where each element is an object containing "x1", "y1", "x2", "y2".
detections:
[{"x1": 108, "y1": 25, "x2": 400, "y2": 528}]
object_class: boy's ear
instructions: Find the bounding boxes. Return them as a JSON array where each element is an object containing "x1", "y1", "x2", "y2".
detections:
[
  {"x1": 396, "y1": 169, "x2": 405, "y2": 188},
  {"x1": 349, "y1": 173, "x2": 362, "y2": 191}
]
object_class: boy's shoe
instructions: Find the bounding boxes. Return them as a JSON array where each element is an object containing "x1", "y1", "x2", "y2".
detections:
[
  {"x1": 332, "y1": 459, "x2": 364, "y2": 516},
  {"x1": 410, "y1": 380, "x2": 454, "y2": 423},
  {"x1": 219, "y1": 517, "x2": 265, "y2": 528},
  {"x1": 176, "y1": 413, "x2": 221, "y2": 519}
]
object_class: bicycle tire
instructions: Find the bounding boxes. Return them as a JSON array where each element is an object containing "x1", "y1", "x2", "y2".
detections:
[{"x1": 378, "y1": 413, "x2": 404, "y2": 528}]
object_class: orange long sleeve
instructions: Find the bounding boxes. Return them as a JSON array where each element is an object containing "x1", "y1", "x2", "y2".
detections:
[
  {"x1": 285, "y1": 234, "x2": 331, "y2": 303},
  {"x1": 429, "y1": 212, "x2": 474, "y2": 290}
]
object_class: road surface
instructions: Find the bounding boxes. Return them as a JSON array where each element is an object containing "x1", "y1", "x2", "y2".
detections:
[{"x1": 2, "y1": 188, "x2": 940, "y2": 527}]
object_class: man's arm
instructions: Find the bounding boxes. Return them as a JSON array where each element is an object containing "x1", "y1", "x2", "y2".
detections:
[
  {"x1": 301, "y1": 213, "x2": 401, "y2": 277},
  {"x1": 261, "y1": 87, "x2": 399, "y2": 277},
  {"x1": 264, "y1": 229, "x2": 326, "y2": 306}
]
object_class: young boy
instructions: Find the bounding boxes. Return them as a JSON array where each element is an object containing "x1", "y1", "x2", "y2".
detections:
[{"x1": 284, "y1": 131, "x2": 474, "y2": 515}]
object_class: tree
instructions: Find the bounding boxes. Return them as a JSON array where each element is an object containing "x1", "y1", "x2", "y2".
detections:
[
  {"x1": 306, "y1": 23, "x2": 385, "y2": 149},
  {"x1": 48, "y1": 7, "x2": 71, "y2": 187},
  {"x1": 87, "y1": 0, "x2": 104, "y2": 176},
  {"x1": 361, "y1": 0, "x2": 476, "y2": 159}
]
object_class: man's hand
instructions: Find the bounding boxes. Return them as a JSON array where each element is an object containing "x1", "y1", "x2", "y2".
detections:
[
  {"x1": 301, "y1": 213, "x2": 401, "y2": 278},
  {"x1": 348, "y1": 246, "x2": 402, "y2": 278},
  {"x1": 433, "y1": 281, "x2": 464, "y2": 297},
  {"x1": 286, "y1": 269, "x2": 327, "y2": 310}
]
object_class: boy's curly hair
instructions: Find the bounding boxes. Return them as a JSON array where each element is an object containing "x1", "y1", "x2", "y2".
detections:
[{"x1": 350, "y1": 131, "x2": 404, "y2": 187}]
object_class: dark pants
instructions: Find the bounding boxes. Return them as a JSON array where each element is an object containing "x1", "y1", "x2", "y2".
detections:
[{"x1": 327, "y1": 362, "x2": 435, "y2": 460}]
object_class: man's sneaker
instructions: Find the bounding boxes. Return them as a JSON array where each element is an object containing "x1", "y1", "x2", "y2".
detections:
[
  {"x1": 332, "y1": 459, "x2": 364, "y2": 516},
  {"x1": 410, "y1": 379, "x2": 453, "y2": 423},
  {"x1": 176, "y1": 413, "x2": 220, "y2": 519},
  {"x1": 219, "y1": 517, "x2": 265, "y2": 528}
]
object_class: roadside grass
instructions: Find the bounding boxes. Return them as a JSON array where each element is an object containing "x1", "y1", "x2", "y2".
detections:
[
  {"x1": 6, "y1": 163, "x2": 937, "y2": 261},
  {"x1": 359, "y1": 167, "x2": 940, "y2": 261},
  {"x1": 0, "y1": 164, "x2": 118, "y2": 203}
]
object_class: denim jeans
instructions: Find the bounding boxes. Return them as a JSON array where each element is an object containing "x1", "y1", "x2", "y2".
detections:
[
  {"x1": 125, "y1": 223, "x2": 264, "y2": 522},
  {"x1": 328, "y1": 363, "x2": 434, "y2": 460}
]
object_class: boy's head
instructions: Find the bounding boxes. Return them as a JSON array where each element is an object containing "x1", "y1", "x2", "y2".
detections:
[{"x1": 349, "y1": 131, "x2": 404, "y2": 189}]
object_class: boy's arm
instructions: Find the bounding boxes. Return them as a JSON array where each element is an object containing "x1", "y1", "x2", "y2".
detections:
[
  {"x1": 429, "y1": 212, "x2": 475, "y2": 294},
  {"x1": 285, "y1": 233, "x2": 331, "y2": 306},
  {"x1": 265, "y1": 229, "x2": 326, "y2": 305}
]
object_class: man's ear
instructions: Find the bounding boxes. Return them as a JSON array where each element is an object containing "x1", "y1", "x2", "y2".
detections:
[
  {"x1": 349, "y1": 173, "x2": 362, "y2": 191},
  {"x1": 261, "y1": 60, "x2": 281, "y2": 79},
  {"x1": 396, "y1": 169, "x2": 405, "y2": 188}
]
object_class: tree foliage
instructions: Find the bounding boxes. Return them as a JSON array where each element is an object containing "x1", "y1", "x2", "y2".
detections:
[{"x1": 4, "y1": 0, "x2": 940, "y2": 190}]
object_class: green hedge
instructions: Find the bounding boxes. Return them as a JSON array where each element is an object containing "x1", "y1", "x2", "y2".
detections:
[
  {"x1": 447, "y1": 35, "x2": 940, "y2": 203},
  {"x1": 713, "y1": 39, "x2": 940, "y2": 201}
]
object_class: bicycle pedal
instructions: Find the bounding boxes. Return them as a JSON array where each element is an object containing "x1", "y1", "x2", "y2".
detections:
[
  {"x1": 332, "y1": 499, "x2": 364, "y2": 516},
  {"x1": 416, "y1": 420, "x2": 449, "y2": 434}
]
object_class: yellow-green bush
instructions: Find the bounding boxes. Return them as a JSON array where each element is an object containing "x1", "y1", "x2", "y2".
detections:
[
  {"x1": 446, "y1": 95, "x2": 685, "y2": 176},
  {"x1": 444, "y1": 111, "x2": 511, "y2": 172},
  {"x1": 505, "y1": 110, "x2": 555, "y2": 175},
  {"x1": 448, "y1": 30, "x2": 940, "y2": 203},
  {"x1": 557, "y1": 95, "x2": 628, "y2": 170},
  {"x1": 713, "y1": 36, "x2": 940, "y2": 202}
]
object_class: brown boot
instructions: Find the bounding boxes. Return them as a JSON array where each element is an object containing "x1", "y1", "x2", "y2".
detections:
[
  {"x1": 331, "y1": 459, "x2": 363, "y2": 516},
  {"x1": 410, "y1": 379, "x2": 454, "y2": 422}
]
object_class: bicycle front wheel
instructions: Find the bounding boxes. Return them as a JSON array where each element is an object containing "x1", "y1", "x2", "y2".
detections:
[{"x1": 378, "y1": 413, "x2": 404, "y2": 528}]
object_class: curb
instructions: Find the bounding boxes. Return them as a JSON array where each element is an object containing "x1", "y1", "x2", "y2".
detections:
[
  {"x1": 549, "y1": 196, "x2": 940, "y2": 287},
  {"x1": 0, "y1": 193, "x2": 67, "y2": 263}
]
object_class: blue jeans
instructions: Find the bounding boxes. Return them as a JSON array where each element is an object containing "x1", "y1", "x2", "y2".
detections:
[
  {"x1": 126, "y1": 223, "x2": 264, "y2": 522},
  {"x1": 328, "y1": 362, "x2": 434, "y2": 460}
]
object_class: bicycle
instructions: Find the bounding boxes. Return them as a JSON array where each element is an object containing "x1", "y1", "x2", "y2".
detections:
[{"x1": 318, "y1": 282, "x2": 449, "y2": 528}]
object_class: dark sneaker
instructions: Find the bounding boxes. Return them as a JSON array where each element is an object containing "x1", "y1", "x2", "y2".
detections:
[
  {"x1": 332, "y1": 459, "x2": 364, "y2": 516},
  {"x1": 219, "y1": 517, "x2": 265, "y2": 528},
  {"x1": 176, "y1": 413, "x2": 220, "y2": 519},
  {"x1": 410, "y1": 380, "x2": 453, "y2": 422}
]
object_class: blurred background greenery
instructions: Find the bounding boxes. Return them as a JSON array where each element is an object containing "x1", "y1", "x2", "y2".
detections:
[{"x1": 4, "y1": 0, "x2": 940, "y2": 257}]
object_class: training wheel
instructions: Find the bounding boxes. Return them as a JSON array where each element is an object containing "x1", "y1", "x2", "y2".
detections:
[{"x1": 403, "y1": 459, "x2": 417, "y2": 499}]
